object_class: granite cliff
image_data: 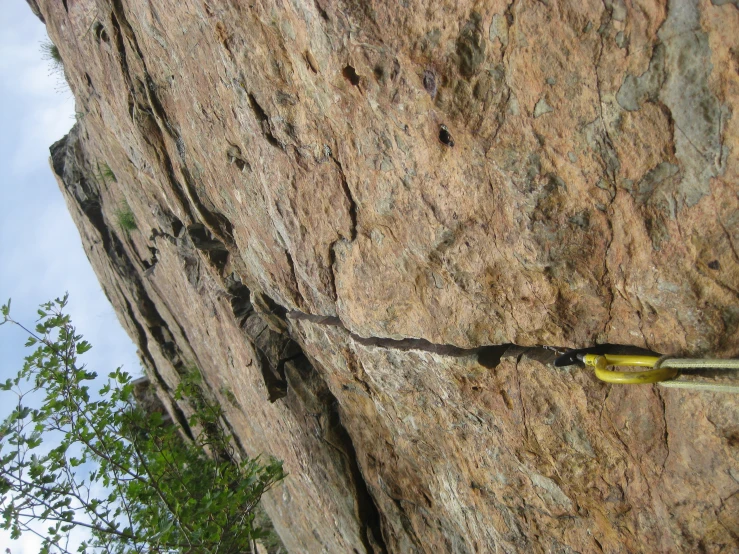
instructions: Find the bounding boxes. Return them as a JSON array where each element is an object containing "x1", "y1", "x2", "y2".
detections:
[{"x1": 36, "y1": 0, "x2": 739, "y2": 551}]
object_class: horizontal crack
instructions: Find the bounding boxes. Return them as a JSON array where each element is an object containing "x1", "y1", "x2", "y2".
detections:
[
  {"x1": 286, "y1": 310, "x2": 662, "y2": 368},
  {"x1": 287, "y1": 311, "x2": 563, "y2": 367}
]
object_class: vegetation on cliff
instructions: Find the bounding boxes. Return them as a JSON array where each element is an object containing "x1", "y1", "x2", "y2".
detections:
[{"x1": 0, "y1": 295, "x2": 285, "y2": 553}]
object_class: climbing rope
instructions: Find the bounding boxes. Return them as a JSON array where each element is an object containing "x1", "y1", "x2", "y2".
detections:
[{"x1": 581, "y1": 354, "x2": 739, "y2": 393}]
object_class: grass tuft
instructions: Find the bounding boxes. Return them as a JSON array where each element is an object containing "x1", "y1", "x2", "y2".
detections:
[
  {"x1": 94, "y1": 162, "x2": 117, "y2": 185},
  {"x1": 100, "y1": 163, "x2": 117, "y2": 183},
  {"x1": 41, "y1": 40, "x2": 63, "y2": 67},
  {"x1": 40, "y1": 39, "x2": 69, "y2": 93},
  {"x1": 114, "y1": 202, "x2": 137, "y2": 232},
  {"x1": 220, "y1": 386, "x2": 240, "y2": 408}
]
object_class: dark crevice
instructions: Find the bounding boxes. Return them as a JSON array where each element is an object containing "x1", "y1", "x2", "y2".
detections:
[
  {"x1": 51, "y1": 127, "x2": 199, "y2": 442},
  {"x1": 93, "y1": 21, "x2": 109, "y2": 44},
  {"x1": 247, "y1": 93, "x2": 269, "y2": 122},
  {"x1": 328, "y1": 401, "x2": 387, "y2": 554},
  {"x1": 255, "y1": 291, "x2": 289, "y2": 322},
  {"x1": 182, "y1": 163, "x2": 235, "y2": 247},
  {"x1": 108, "y1": 7, "x2": 195, "y2": 227},
  {"x1": 247, "y1": 93, "x2": 283, "y2": 149},
  {"x1": 227, "y1": 144, "x2": 251, "y2": 172},
  {"x1": 122, "y1": 296, "x2": 195, "y2": 442},
  {"x1": 388, "y1": 496, "x2": 424, "y2": 551},
  {"x1": 477, "y1": 344, "x2": 511, "y2": 368},
  {"x1": 326, "y1": 149, "x2": 358, "y2": 298},
  {"x1": 187, "y1": 223, "x2": 229, "y2": 272},
  {"x1": 121, "y1": 296, "x2": 155, "y2": 374},
  {"x1": 287, "y1": 310, "x2": 509, "y2": 361},
  {"x1": 314, "y1": 0, "x2": 330, "y2": 21},
  {"x1": 504, "y1": 0, "x2": 515, "y2": 27},
  {"x1": 328, "y1": 239, "x2": 341, "y2": 301},
  {"x1": 157, "y1": 137, "x2": 196, "y2": 219},
  {"x1": 283, "y1": 248, "x2": 305, "y2": 306},
  {"x1": 109, "y1": 8, "x2": 135, "y2": 111},
  {"x1": 256, "y1": 348, "x2": 288, "y2": 402},
  {"x1": 225, "y1": 275, "x2": 253, "y2": 322},
  {"x1": 141, "y1": 246, "x2": 158, "y2": 271},
  {"x1": 329, "y1": 151, "x2": 357, "y2": 240},
  {"x1": 171, "y1": 217, "x2": 184, "y2": 237},
  {"x1": 148, "y1": 325, "x2": 178, "y2": 363},
  {"x1": 278, "y1": 343, "x2": 388, "y2": 552},
  {"x1": 111, "y1": 0, "x2": 235, "y2": 251},
  {"x1": 343, "y1": 65, "x2": 361, "y2": 87},
  {"x1": 146, "y1": 74, "x2": 234, "y2": 245},
  {"x1": 222, "y1": 277, "x2": 292, "y2": 401},
  {"x1": 217, "y1": 272, "x2": 388, "y2": 550}
]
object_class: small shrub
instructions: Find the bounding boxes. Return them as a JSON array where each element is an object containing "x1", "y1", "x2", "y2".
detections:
[
  {"x1": 114, "y1": 202, "x2": 137, "y2": 232},
  {"x1": 0, "y1": 296, "x2": 286, "y2": 552}
]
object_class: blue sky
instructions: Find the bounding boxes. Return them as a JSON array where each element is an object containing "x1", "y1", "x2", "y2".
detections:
[{"x1": 0, "y1": 3, "x2": 141, "y2": 551}]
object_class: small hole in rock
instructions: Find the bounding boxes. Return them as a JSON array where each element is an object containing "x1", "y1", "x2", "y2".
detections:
[
  {"x1": 708, "y1": 260, "x2": 720, "y2": 270},
  {"x1": 423, "y1": 69, "x2": 437, "y2": 96},
  {"x1": 93, "y1": 22, "x2": 109, "y2": 43},
  {"x1": 342, "y1": 65, "x2": 360, "y2": 86},
  {"x1": 439, "y1": 124, "x2": 454, "y2": 147},
  {"x1": 171, "y1": 217, "x2": 184, "y2": 237},
  {"x1": 315, "y1": 2, "x2": 329, "y2": 21}
]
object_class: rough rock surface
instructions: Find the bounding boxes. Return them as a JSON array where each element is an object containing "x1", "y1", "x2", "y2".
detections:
[{"x1": 39, "y1": 0, "x2": 738, "y2": 552}]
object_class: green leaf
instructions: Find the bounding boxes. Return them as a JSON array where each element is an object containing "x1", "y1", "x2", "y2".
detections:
[
  {"x1": 0, "y1": 294, "x2": 287, "y2": 552},
  {"x1": 75, "y1": 341, "x2": 92, "y2": 354}
]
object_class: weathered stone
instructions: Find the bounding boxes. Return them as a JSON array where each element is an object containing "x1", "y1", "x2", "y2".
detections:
[
  {"x1": 39, "y1": 0, "x2": 739, "y2": 551},
  {"x1": 292, "y1": 319, "x2": 739, "y2": 553}
]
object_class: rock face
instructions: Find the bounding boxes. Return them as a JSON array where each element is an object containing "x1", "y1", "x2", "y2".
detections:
[{"x1": 40, "y1": 0, "x2": 737, "y2": 552}]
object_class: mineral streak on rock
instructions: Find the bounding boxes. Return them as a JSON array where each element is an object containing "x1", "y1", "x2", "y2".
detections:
[{"x1": 40, "y1": 0, "x2": 738, "y2": 552}]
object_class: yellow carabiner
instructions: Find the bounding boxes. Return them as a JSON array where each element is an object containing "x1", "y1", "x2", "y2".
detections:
[{"x1": 583, "y1": 354, "x2": 678, "y2": 384}]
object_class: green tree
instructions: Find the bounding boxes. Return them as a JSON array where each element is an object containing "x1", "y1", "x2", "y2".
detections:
[{"x1": 0, "y1": 295, "x2": 285, "y2": 553}]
